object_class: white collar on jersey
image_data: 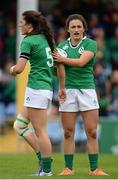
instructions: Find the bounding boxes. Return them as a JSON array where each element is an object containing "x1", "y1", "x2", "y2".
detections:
[{"x1": 68, "y1": 36, "x2": 87, "y2": 48}]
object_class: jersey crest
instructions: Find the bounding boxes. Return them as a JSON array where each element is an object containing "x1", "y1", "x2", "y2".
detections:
[{"x1": 78, "y1": 47, "x2": 84, "y2": 54}]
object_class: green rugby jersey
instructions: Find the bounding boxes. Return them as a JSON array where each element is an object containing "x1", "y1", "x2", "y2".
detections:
[
  {"x1": 20, "y1": 34, "x2": 54, "y2": 90},
  {"x1": 58, "y1": 37, "x2": 97, "y2": 89}
]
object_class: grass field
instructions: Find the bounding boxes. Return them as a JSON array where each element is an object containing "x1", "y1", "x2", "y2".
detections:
[{"x1": 0, "y1": 153, "x2": 118, "y2": 179}]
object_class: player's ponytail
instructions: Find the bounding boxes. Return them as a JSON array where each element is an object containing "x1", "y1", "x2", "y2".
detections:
[{"x1": 38, "y1": 14, "x2": 55, "y2": 52}]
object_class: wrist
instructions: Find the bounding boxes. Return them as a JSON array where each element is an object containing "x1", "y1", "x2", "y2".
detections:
[
  {"x1": 62, "y1": 57, "x2": 68, "y2": 64},
  {"x1": 10, "y1": 66, "x2": 16, "y2": 75},
  {"x1": 62, "y1": 57, "x2": 66, "y2": 63}
]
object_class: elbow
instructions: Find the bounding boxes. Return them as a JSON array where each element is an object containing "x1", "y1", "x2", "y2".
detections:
[
  {"x1": 15, "y1": 67, "x2": 24, "y2": 74},
  {"x1": 16, "y1": 70, "x2": 22, "y2": 74}
]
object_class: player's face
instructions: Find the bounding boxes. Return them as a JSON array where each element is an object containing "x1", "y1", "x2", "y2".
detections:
[
  {"x1": 67, "y1": 19, "x2": 85, "y2": 42},
  {"x1": 19, "y1": 16, "x2": 30, "y2": 35}
]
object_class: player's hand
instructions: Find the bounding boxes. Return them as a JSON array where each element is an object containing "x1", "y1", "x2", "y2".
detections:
[
  {"x1": 53, "y1": 51, "x2": 65, "y2": 63},
  {"x1": 10, "y1": 66, "x2": 17, "y2": 76},
  {"x1": 58, "y1": 88, "x2": 67, "y2": 103}
]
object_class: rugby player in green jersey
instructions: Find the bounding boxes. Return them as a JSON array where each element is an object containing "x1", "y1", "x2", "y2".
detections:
[
  {"x1": 53, "y1": 14, "x2": 108, "y2": 176},
  {"x1": 10, "y1": 10, "x2": 54, "y2": 176}
]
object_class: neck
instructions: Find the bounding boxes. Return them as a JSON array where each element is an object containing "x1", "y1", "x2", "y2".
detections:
[
  {"x1": 71, "y1": 38, "x2": 83, "y2": 46},
  {"x1": 71, "y1": 34, "x2": 84, "y2": 46},
  {"x1": 71, "y1": 39, "x2": 80, "y2": 46}
]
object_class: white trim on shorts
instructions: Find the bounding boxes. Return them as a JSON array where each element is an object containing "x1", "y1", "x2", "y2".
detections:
[
  {"x1": 24, "y1": 87, "x2": 53, "y2": 109},
  {"x1": 59, "y1": 89, "x2": 99, "y2": 112}
]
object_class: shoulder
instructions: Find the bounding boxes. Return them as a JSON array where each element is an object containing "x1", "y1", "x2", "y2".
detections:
[
  {"x1": 20, "y1": 36, "x2": 33, "y2": 51},
  {"x1": 21, "y1": 36, "x2": 32, "y2": 44},
  {"x1": 21, "y1": 35, "x2": 39, "y2": 47},
  {"x1": 85, "y1": 37, "x2": 97, "y2": 46},
  {"x1": 22, "y1": 35, "x2": 42, "y2": 42},
  {"x1": 83, "y1": 37, "x2": 97, "y2": 53}
]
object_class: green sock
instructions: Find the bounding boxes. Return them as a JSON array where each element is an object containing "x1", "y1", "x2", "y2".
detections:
[
  {"x1": 64, "y1": 154, "x2": 73, "y2": 170},
  {"x1": 88, "y1": 153, "x2": 98, "y2": 171},
  {"x1": 41, "y1": 157, "x2": 52, "y2": 173},
  {"x1": 36, "y1": 151, "x2": 41, "y2": 162}
]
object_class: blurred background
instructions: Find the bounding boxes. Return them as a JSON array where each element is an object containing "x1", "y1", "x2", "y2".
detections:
[{"x1": 0, "y1": 0, "x2": 118, "y2": 154}]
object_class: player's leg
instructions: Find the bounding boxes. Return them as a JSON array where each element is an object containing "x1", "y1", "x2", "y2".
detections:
[
  {"x1": 81, "y1": 109, "x2": 108, "y2": 175},
  {"x1": 59, "y1": 89, "x2": 78, "y2": 175},
  {"x1": 78, "y1": 89, "x2": 108, "y2": 175},
  {"x1": 81, "y1": 109, "x2": 99, "y2": 167},
  {"x1": 60, "y1": 112, "x2": 77, "y2": 175},
  {"x1": 13, "y1": 106, "x2": 41, "y2": 163},
  {"x1": 28, "y1": 107, "x2": 52, "y2": 176}
]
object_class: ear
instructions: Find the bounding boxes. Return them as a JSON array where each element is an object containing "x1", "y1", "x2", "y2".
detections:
[{"x1": 27, "y1": 24, "x2": 32, "y2": 29}]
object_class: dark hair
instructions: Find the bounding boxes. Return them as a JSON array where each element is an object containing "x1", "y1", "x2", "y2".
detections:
[
  {"x1": 65, "y1": 14, "x2": 87, "y2": 37},
  {"x1": 22, "y1": 10, "x2": 54, "y2": 51}
]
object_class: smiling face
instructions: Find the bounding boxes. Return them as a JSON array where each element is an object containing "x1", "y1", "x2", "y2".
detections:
[
  {"x1": 67, "y1": 19, "x2": 85, "y2": 44},
  {"x1": 18, "y1": 15, "x2": 32, "y2": 35}
]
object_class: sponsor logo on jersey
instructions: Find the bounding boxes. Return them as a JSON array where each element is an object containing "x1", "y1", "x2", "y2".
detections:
[
  {"x1": 63, "y1": 45, "x2": 69, "y2": 50},
  {"x1": 57, "y1": 48, "x2": 67, "y2": 57},
  {"x1": 78, "y1": 47, "x2": 84, "y2": 54}
]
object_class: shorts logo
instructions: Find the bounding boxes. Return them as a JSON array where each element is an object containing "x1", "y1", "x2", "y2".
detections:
[
  {"x1": 93, "y1": 99, "x2": 98, "y2": 106},
  {"x1": 26, "y1": 97, "x2": 30, "y2": 103},
  {"x1": 78, "y1": 47, "x2": 84, "y2": 54}
]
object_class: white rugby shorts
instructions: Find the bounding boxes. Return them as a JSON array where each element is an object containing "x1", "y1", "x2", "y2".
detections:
[
  {"x1": 24, "y1": 87, "x2": 53, "y2": 109},
  {"x1": 59, "y1": 89, "x2": 99, "y2": 112}
]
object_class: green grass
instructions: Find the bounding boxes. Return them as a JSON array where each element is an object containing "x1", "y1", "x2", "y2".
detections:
[{"x1": 0, "y1": 153, "x2": 118, "y2": 179}]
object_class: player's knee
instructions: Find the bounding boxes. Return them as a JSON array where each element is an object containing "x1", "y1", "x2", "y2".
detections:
[
  {"x1": 64, "y1": 128, "x2": 74, "y2": 139},
  {"x1": 13, "y1": 114, "x2": 32, "y2": 137},
  {"x1": 35, "y1": 128, "x2": 44, "y2": 138},
  {"x1": 87, "y1": 129, "x2": 97, "y2": 139}
]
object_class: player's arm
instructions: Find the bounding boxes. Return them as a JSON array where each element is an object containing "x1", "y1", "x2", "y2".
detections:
[
  {"x1": 10, "y1": 39, "x2": 30, "y2": 76},
  {"x1": 10, "y1": 58, "x2": 27, "y2": 76},
  {"x1": 53, "y1": 50, "x2": 94, "y2": 67},
  {"x1": 57, "y1": 63, "x2": 66, "y2": 103},
  {"x1": 57, "y1": 63, "x2": 65, "y2": 89}
]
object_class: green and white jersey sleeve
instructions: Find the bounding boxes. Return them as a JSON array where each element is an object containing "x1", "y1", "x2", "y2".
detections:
[
  {"x1": 20, "y1": 39, "x2": 31, "y2": 59},
  {"x1": 58, "y1": 37, "x2": 97, "y2": 89},
  {"x1": 84, "y1": 40, "x2": 97, "y2": 54},
  {"x1": 20, "y1": 34, "x2": 54, "y2": 90}
]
